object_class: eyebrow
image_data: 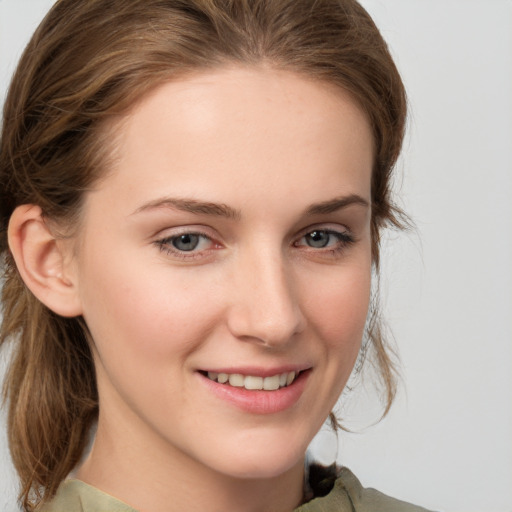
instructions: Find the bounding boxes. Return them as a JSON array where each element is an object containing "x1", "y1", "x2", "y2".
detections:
[
  {"x1": 132, "y1": 197, "x2": 241, "y2": 220},
  {"x1": 305, "y1": 194, "x2": 369, "y2": 215},
  {"x1": 132, "y1": 193, "x2": 369, "y2": 219}
]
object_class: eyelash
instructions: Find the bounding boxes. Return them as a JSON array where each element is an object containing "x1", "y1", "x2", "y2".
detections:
[
  {"x1": 154, "y1": 227, "x2": 355, "y2": 261},
  {"x1": 294, "y1": 229, "x2": 355, "y2": 256},
  {"x1": 155, "y1": 230, "x2": 215, "y2": 261}
]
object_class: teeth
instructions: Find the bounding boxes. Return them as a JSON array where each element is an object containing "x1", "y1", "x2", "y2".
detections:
[
  {"x1": 263, "y1": 375, "x2": 280, "y2": 390},
  {"x1": 228, "y1": 374, "x2": 244, "y2": 387},
  {"x1": 206, "y1": 370, "x2": 299, "y2": 390},
  {"x1": 244, "y1": 376, "x2": 263, "y2": 390}
]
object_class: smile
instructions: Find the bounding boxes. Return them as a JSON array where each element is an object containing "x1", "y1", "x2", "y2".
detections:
[{"x1": 206, "y1": 371, "x2": 298, "y2": 391}]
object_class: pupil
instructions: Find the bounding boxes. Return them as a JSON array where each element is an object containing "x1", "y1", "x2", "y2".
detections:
[
  {"x1": 172, "y1": 234, "x2": 199, "y2": 251},
  {"x1": 307, "y1": 231, "x2": 329, "y2": 248}
]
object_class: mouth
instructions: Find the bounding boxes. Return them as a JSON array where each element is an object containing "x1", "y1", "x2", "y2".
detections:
[
  {"x1": 202, "y1": 370, "x2": 300, "y2": 391},
  {"x1": 198, "y1": 368, "x2": 311, "y2": 414}
]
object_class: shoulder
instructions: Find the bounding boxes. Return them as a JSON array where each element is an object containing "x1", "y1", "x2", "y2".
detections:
[
  {"x1": 295, "y1": 467, "x2": 436, "y2": 512},
  {"x1": 41, "y1": 479, "x2": 138, "y2": 512}
]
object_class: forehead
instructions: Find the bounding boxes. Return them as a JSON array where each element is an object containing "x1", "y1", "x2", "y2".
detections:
[{"x1": 88, "y1": 66, "x2": 374, "y2": 217}]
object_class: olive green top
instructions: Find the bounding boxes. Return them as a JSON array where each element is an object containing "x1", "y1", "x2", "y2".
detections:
[{"x1": 42, "y1": 467, "x2": 434, "y2": 512}]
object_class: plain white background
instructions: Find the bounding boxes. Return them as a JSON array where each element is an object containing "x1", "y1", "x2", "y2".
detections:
[{"x1": 0, "y1": 1, "x2": 511, "y2": 511}]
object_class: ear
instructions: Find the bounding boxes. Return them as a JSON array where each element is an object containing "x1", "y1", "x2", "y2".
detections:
[{"x1": 7, "y1": 204, "x2": 83, "y2": 317}]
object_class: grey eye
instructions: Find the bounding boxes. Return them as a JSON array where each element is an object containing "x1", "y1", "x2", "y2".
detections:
[
  {"x1": 305, "y1": 231, "x2": 331, "y2": 248},
  {"x1": 172, "y1": 234, "x2": 200, "y2": 251}
]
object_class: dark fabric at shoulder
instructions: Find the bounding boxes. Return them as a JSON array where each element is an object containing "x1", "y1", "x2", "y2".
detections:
[{"x1": 295, "y1": 467, "x2": 436, "y2": 512}]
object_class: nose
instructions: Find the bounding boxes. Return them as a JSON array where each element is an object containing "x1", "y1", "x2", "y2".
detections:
[{"x1": 226, "y1": 247, "x2": 306, "y2": 348}]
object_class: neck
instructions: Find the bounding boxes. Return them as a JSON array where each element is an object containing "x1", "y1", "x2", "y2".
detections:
[{"x1": 77, "y1": 411, "x2": 305, "y2": 512}]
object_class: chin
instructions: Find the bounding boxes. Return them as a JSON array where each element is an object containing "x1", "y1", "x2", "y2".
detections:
[
  {"x1": 220, "y1": 458, "x2": 302, "y2": 481},
  {"x1": 201, "y1": 436, "x2": 308, "y2": 480}
]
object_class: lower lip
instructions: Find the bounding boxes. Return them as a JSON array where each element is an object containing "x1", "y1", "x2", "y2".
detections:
[{"x1": 198, "y1": 370, "x2": 310, "y2": 415}]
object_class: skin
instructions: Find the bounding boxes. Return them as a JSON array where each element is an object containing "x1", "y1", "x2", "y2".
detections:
[{"x1": 62, "y1": 66, "x2": 375, "y2": 512}]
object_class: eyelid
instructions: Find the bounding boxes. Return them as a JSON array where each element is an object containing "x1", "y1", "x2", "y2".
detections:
[
  {"x1": 153, "y1": 226, "x2": 222, "y2": 260},
  {"x1": 294, "y1": 229, "x2": 353, "y2": 245},
  {"x1": 293, "y1": 224, "x2": 356, "y2": 254},
  {"x1": 295, "y1": 223, "x2": 353, "y2": 240}
]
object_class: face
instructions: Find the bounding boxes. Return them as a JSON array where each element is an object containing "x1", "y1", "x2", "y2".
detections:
[{"x1": 71, "y1": 67, "x2": 374, "y2": 480}]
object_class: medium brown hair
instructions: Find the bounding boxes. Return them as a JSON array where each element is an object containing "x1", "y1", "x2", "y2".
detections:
[{"x1": 0, "y1": 0, "x2": 407, "y2": 509}]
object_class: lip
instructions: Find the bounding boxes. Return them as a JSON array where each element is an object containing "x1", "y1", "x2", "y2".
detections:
[{"x1": 197, "y1": 367, "x2": 311, "y2": 415}]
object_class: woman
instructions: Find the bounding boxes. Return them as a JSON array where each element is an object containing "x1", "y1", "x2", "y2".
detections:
[{"x1": 0, "y1": 1, "x2": 431, "y2": 511}]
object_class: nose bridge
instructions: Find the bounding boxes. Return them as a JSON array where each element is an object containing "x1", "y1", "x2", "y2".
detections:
[{"x1": 228, "y1": 243, "x2": 304, "y2": 346}]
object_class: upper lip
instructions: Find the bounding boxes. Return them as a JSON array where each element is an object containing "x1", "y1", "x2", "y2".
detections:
[{"x1": 198, "y1": 365, "x2": 311, "y2": 378}]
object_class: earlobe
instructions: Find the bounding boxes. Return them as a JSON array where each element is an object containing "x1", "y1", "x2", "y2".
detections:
[{"x1": 7, "y1": 205, "x2": 83, "y2": 317}]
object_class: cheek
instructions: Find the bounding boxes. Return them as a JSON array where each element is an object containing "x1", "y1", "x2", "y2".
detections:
[
  {"x1": 78, "y1": 255, "x2": 220, "y2": 369},
  {"x1": 295, "y1": 259, "x2": 372, "y2": 430},
  {"x1": 78, "y1": 261, "x2": 225, "y2": 422},
  {"x1": 304, "y1": 262, "x2": 371, "y2": 344}
]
